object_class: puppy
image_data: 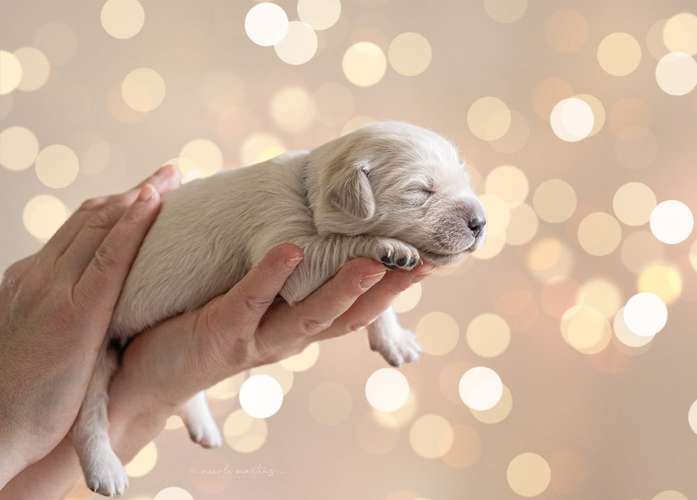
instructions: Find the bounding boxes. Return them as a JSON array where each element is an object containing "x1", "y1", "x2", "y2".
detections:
[{"x1": 72, "y1": 121, "x2": 486, "y2": 496}]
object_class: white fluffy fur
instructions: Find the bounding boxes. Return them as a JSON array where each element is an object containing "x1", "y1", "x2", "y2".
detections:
[{"x1": 72, "y1": 121, "x2": 486, "y2": 496}]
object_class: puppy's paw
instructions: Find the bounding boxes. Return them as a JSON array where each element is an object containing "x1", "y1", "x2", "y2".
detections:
[
  {"x1": 187, "y1": 416, "x2": 223, "y2": 449},
  {"x1": 373, "y1": 239, "x2": 420, "y2": 271},
  {"x1": 370, "y1": 327, "x2": 422, "y2": 367},
  {"x1": 84, "y1": 447, "x2": 129, "y2": 497}
]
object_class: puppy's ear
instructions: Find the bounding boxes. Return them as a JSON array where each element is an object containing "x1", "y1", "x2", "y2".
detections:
[{"x1": 328, "y1": 160, "x2": 376, "y2": 220}]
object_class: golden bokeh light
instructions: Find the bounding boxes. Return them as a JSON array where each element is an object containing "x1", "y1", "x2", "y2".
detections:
[
  {"x1": 690, "y1": 239, "x2": 697, "y2": 272},
  {"x1": 121, "y1": 67, "x2": 166, "y2": 113},
  {"x1": 689, "y1": 400, "x2": 697, "y2": 435},
  {"x1": 466, "y1": 313, "x2": 510, "y2": 358},
  {"x1": 550, "y1": 97, "x2": 594, "y2": 142},
  {"x1": 507, "y1": 452, "x2": 552, "y2": 497},
  {"x1": 269, "y1": 86, "x2": 317, "y2": 132},
  {"x1": 408, "y1": 414, "x2": 454, "y2": 459},
  {"x1": 223, "y1": 409, "x2": 268, "y2": 453},
  {"x1": 577, "y1": 212, "x2": 622, "y2": 257},
  {"x1": 14, "y1": 47, "x2": 50, "y2": 92},
  {"x1": 35, "y1": 144, "x2": 79, "y2": 189},
  {"x1": 561, "y1": 304, "x2": 612, "y2": 355},
  {"x1": 479, "y1": 194, "x2": 511, "y2": 237},
  {"x1": 250, "y1": 362, "x2": 294, "y2": 394},
  {"x1": 125, "y1": 441, "x2": 157, "y2": 478},
  {"x1": 238, "y1": 373, "x2": 284, "y2": 418},
  {"x1": 597, "y1": 32, "x2": 642, "y2": 76},
  {"x1": 206, "y1": 372, "x2": 246, "y2": 400},
  {"x1": 279, "y1": 342, "x2": 320, "y2": 371},
  {"x1": 387, "y1": 32, "x2": 432, "y2": 77},
  {"x1": 240, "y1": 132, "x2": 285, "y2": 165},
  {"x1": 545, "y1": 10, "x2": 587, "y2": 53},
  {"x1": 485, "y1": 165, "x2": 528, "y2": 208},
  {"x1": 274, "y1": 21, "x2": 318, "y2": 65},
  {"x1": 612, "y1": 182, "x2": 657, "y2": 226},
  {"x1": 662, "y1": 12, "x2": 697, "y2": 55},
  {"x1": 164, "y1": 415, "x2": 184, "y2": 430},
  {"x1": 655, "y1": 51, "x2": 697, "y2": 96},
  {"x1": 532, "y1": 77, "x2": 574, "y2": 120},
  {"x1": 154, "y1": 486, "x2": 194, "y2": 500},
  {"x1": 308, "y1": 381, "x2": 352, "y2": 426},
  {"x1": 365, "y1": 367, "x2": 410, "y2": 413},
  {"x1": 576, "y1": 94, "x2": 605, "y2": 136},
  {"x1": 650, "y1": 200, "x2": 694, "y2": 245},
  {"x1": 23, "y1": 194, "x2": 69, "y2": 241},
  {"x1": 613, "y1": 307, "x2": 654, "y2": 348},
  {"x1": 527, "y1": 238, "x2": 574, "y2": 284},
  {"x1": 372, "y1": 393, "x2": 417, "y2": 429},
  {"x1": 467, "y1": 96, "x2": 512, "y2": 141},
  {"x1": 100, "y1": 0, "x2": 145, "y2": 40},
  {"x1": 244, "y1": 2, "x2": 289, "y2": 47},
  {"x1": 342, "y1": 42, "x2": 387, "y2": 87},
  {"x1": 623, "y1": 292, "x2": 668, "y2": 338},
  {"x1": 638, "y1": 263, "x2": 683, "y2": 304},
  {"x1": 393, "y1": 283, "x2": 422, "y2": 313},
  {"x1": 177, "y1": 138, "x2": 223, "y2": 182},
  {"x1": 484, "y1": 0, "x2": 527, "y2": 24},
  {"x1": 458, "y1": 366, "x2": 504, "y2": 411},
  {"x1": 441, "y1": 424, "x2": 482, "y2": 468},
  {"x1": 472, "y1": 234, "x2": 506, "y2": 260},
  {"x1": 533, "y1": 179, "x2": 577, "y2": 223},
  {"x1": 506, "y1": 203, "x2": 539, "y2": 246},
  {"x1": 415, "y1": 311, "x2": 460, "y2": 356},
  {"x1": 0, "y1": 126, "x2": 39, "y2": 171},
  {"x1": 652, "y1": 491, "x2": 689, "y2": 500},
  {"x1": 297, "y1": 0, "x2": 341, "y2": 30},
  {"x1": 0, "y1": 50, "x2": 23, "y2": 95},
  {"x1": 34, "y1": 22, "x2": 78, "y2": 67},
  {"x1": 577, "y1": 279, "x2": 623, "y2": 319},
  {"x1": 341, "y1": 115, "x2": 375, "y2": 135},
  {"x1": 471, "y1": 384, "x2": 513, "y2": 424}
]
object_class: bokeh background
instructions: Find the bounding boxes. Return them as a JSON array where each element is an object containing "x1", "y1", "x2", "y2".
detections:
[{"x1": 2, "y1": 0, "x2": 697, "y2": 499}]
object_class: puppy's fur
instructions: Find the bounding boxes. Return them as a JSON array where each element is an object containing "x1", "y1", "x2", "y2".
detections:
[{"x1": 72, "y1": 121, "x2": 486, "y2": 496}]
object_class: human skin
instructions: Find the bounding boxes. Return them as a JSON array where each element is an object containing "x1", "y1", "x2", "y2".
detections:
[{"x1": 0, "y1": 166, "x2": 431, "y2": 499}]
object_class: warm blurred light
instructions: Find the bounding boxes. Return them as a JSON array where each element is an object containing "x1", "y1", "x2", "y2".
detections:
[
  {"x1": 121, "y1": 67, "x2": 166, "y2": 112},
  {"x1": 223, "y1": 409, "x2": 268, "y2": 453},
  {"x1": 506, "y1": 203, "x2": 539, "y2": 246},
  {"x1": 689, "y1": 400, "x2": 697, "y2": 435},
  {"x1": 550, "y1": 97, "x2": 594, "y2": 142},
  {"x1": 577, "y1": 279, "x2": 623, "y2": 319},
  {"x1": 623, "y1": 292, "x2": 668, "y2": 337},
  {"x1": 576, "y1": 94, "x2": 605, "y2": 136},
  {"x1": 342, "y1": 42, "x2": 387, "y2": 87},
  {"x1": 245, "y1": 2, "x2": 288, "y2": 47},
  {"x1": 545, "y1": 10, "x2": 587, "y2": 53},
  {"x1": 154, "y1": 487, "x2": 194, "y2": 500},
  {"x1": 638, "y1": 263, "x2": 683, "y2": 304},
  {"x1": 485, "y1": 165, "x2": 528, "y2": 208},
  {"x1": 239, "y1": 374, "x2": 284, "y2": 418},
  {"x1": 650, "y1": 200, "x2": 694, "y2": 244},
  {"x1": 280, "y1": 342, "x2": 320, "y2": 371},
  {"x1": 490, "y1": 110, "x2": 530, "y2": 154},
  {"x1": 484, "y1": 0, "x2": 527, "y2": 24},
  {"x1": 442, "y1": 424, "x2": 482, "y2": 468},
  {"x1": 125, "y1": 441, "x2": 157, "y2": 477},
  {"x1": 527, "y1": 238, "x2": 574, "y2": 284},
  {"x1": 652, "y1": 491, "x2": 689, "y2": 500},
  {"x1": 466, "y1": 313, "x2": 510, "y2": 358},
  {"x1": 507, "y1": 453, "x2": 552, "y2": 497},
  {"x1": 561, "y1": 304, "x2": 612, "y2": 355},
  {"x1": 164, "y1": 415, "x2": 184, "y2": 430},
  {"x1": 35, "y1": 144, "x2": 79, "y2": 189},
  {"x1": 393, "y1": 283, "x2": 422, "y2": 313},
  {"x1": 101, "y1": 0, "x2": 145, "y2": 39},
  {"x1": 621, "y1": 230, "x2": 665, "y2": 273},
  {"x1": 250, "y1": 363, "x2": 294, "y2": 394},
  {"x1": 532, "y1": 77, "x2": 574, "y2": 120},
  {"x1": 577, "y1": 212, "x2": 622, "y2": 257},
  {"x1": 14, "y1": 47, "x2": 50, "y2": 92},
  {"x1": 479, "y1": 194, "x2": 511, "y2": 237},
  {"x1": 240, "y1": 132, "x2": 285, "y2": 165},
  {"x1": 691, "y1": 240, "x2": 697, "y2": 272},
  {"x1": 269, "y1": 86, "x2": 317, "y2": 132},
  {"x1": 373, "y1": 393, "x2": 417, "y2": 429},
  {"x1": 387, "y1": 32, "x2": 432, "y2": 77},
  {"x1": 23, "y1": 195, "x2": 69, "y2": 241},
  {"x1": 467, "y1": 96, "x2": 511, "y2": 141},
  {"x1": 274, "y1": 21, "x2": 317, "y2": 65},
  {"x1": 297, "y1": 0, "x2": 341, "y2": 30},
  {"x1": 471, "y1": 385, "x2": 513, "y2": 424},
  {"x1": 308, "y1": 381, "x2": 352, "y2": 426},
  {"x1": 365, "y1": 367, "x2": 410, "y2": 413},
  {"x1": 613, "y1": 182, "x2": 657, "y2": 226},
  {"x1": 655, "y1": 51, "x2": 697, "y2": 96},
  {"x1": 34, "y1": 22, "x2": 77, "y2": 67},
  {"x1": 458, "y1": 366, "x2": 503, "y2": 411},
  {"x1": 613, "y1": 307, "x2": 654, "y2": 348},
  {"x1": 533, "y1": 179, "x2": 577, "y2": 223},
  {"x1": 177, "y1": 138, "x2": 223, "y2": 182},
  {"x1": 415, "y1": 311, "x2": 459, "y2": 356},
  {"x1": 662, "y1": 13, "x2": 697, "y2": 55},
  {"x1": 409, "y1": 414, "x2": 454, "y2": 459},
  {"x1": 207, "y1": 372, "x2": 246, "y2": 400},
  {"x1": 0, "y1": 126, "x2": 39, "y2": 171},
  {"x1": 597, "y1": 32, "x2": 642, "y2": 76},
  {"x1": 0, "y1": 51, "x2": 23, "y2": 95}
]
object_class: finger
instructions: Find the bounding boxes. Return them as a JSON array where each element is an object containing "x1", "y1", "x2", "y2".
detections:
[
  {"x1": 198, "y1": 243, "x2": 304, "y2": 341},
  {"x1": 256, "y1": 259, "x2": 385, "y2": 351},
  {"x1": 72, "y1": 184, "x2": 162, "y2": 313}
]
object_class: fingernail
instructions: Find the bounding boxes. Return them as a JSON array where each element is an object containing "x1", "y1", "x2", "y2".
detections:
[
  {"x1": 360, "y1": 271, "x2": 386, "y2": 290},
  {"x1": 138, "y1": 183, "x2": 157, "y2": 202}
]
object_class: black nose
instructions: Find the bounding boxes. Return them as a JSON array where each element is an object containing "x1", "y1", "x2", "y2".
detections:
[{"x1": 468, "y1": 217, "x2": 486, "y2": 237}]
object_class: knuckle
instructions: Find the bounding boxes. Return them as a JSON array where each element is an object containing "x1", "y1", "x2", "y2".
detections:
[
  {"x1": 243, "y1": 294, "x2": 274, "y2": 313},
  {"x1": 87, "y1": 205, "x2": 119, "y2": 231},
  {"x1": 91, "y1": 244, "x2": 119, "y2": 276},
  {"x1": 299, "y1": 316, "x2": 332, "y2": 336},
  {"x1": 80, "y1": 196, "x2": 106, "y2": 211}
]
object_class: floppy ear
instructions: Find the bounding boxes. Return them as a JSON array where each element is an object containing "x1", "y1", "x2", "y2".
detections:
[{"x1": 327, "y1": 159, "x2": 376, "y2": 220}]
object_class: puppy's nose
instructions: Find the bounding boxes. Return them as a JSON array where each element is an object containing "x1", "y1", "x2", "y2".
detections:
[{"x1": 468, "y1": 216, "x2": 486, "y2": 237}]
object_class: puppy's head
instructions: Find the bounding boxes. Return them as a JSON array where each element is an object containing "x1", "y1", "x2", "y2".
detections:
[{"x1": 308, "y1": 121, "x2": 486, "y2": 265}]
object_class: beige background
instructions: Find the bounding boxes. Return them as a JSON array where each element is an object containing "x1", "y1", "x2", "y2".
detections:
[{"x1": 2, "y1": 0, "x2": 697, "y2": 499}]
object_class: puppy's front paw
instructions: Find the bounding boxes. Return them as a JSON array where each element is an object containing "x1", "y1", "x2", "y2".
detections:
[
  {"x1": 187, "y1": 416, "x2": 223, "y2": 449},
  {"x1": 370, "y1": 327, "x2": 422, "y2": 367},
  {"x1": 84, "y1": 447, "x2": 129, "y2": 497},
  {"x1": 373, "y1": 239, "x2": 420, "y2": 270}
]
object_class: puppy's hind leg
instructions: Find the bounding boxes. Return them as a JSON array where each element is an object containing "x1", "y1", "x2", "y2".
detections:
[
  {"x1": 178, "y1": 391, "x2": 222, "y2": 449},
  {"x1": 367, "y1": 306, "x2": 422, "y2": 367},
  {"x1": 71, "y1": 345, "x2": 129, "y2": 497}
]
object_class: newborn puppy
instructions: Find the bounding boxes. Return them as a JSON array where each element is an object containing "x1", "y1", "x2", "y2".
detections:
[{"x1": 73, "y1": 121, "x2": 486, "y2": 496}]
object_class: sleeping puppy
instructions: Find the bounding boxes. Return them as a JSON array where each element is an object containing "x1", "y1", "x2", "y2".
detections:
[{"x1": 72, "y1": 120, "x2": 486, "y2": 496}]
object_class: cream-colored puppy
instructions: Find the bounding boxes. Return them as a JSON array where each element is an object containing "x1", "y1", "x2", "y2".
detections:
[{"x1": 72, "y1": 121, "x2": 486, "y2": 496}]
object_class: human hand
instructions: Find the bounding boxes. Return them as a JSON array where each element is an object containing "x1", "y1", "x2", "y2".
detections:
[{"x1": 0, "y1": 165, "x2": 181, "y2": 486}]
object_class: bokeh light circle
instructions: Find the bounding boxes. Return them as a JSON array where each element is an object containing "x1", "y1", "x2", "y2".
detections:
[
  {"x1": 663, "y1": 13, "x2": 697, "y2": 55},
  {"x1": 655, "y1": 51, "x2": 697, "y2": 96},
  {"x1": 125, "y1": 441, "x2": 157, "y2": 477},
  {"x1": 613, "y1": 182, "x2": 657, "y2": 226},
  {"x1": 467, "y1": 96, "x2": 511, "y2": 141},
  {"x1": 387, "y1": 32, "x2": 432, "y2": 77},
  {"x1": 597, "y1": 32, "x2": 642, "y2": 76},
  {"x1": 415, "y1": 312, "x2": 459, "y2": 356},
  {"x1": 279, "y1": 342, "x2": 320, "y2": 372},
  {"x1": 100, "y1": 0, "x2": 145, "y2": 40},
  {"x1": 507, "y1": 453, "x2": 552, "y2": 497},
  {"x1": 533, "y1": 179, "x2": 577, "y2": 223},
  {"x1": 0, "y1": 51, "x2": 23, "y2": 95},
  {"x1": 577, "y1": 212, "x2": 622, "y2": 256},
  {"x1": 506, "y1": 203, "x2": 539, "y2": 246},
  {"x1": 638, "y1": 263, "x2": 683, "y2": 304},
  {"x1": 471, "y1": 385, "x2": 513, "y2": 424},
  {"x1": 650, "y1": 200, "x2": 694, "y2": 244},
  {"x1": 297, "y1": 0, "x2": 341, "y2": 30},
  {"x1": 240, "y1": 133, "x2": 285, "y2": 165},
  {"x1": 14, "y1": 47, "x2": 50, "y2": 92},
  {"x1": 342, "y1": 42, "x2": 387, "y2": 87},
  {"x1": 466, "y1": 313, "x2": 511, "y2": 358},
  {"x1": 365, "y1": 368, "x2": 410, "y2": 413},
  {"x1": 121, "y1": 67, "x2": 166, "y2": 112},
  {"x1": 652, "y1": 491, "x2": 688, "y2": 500},
  {"x1": 274, "y1": 21, "x2": 317, "y2": 65},
  {"x1": 689, "y1": 400, "x2": 697, "y2": 435},
  {"x1": 484, "y1": 0, "x2": 527, "y2": 24},
  {"x1": 623, "y1": 292, "x2": 668, "y2": 337},
  {"x1": 550, "y1": 97, "x2": 594, "y2": 142},
  {"x1": 269, "y1": 85, "x2": 317, "y2": 132},
  {"x1": 561, "y1": 304, "x2": 612, "y2": 355},
  {"x1": 23, "y1": 194, "x2": 69, "y2": 241},
  {"x1": 35, "y1": 144, "x2": 80, "y2": 189},
  {"x1": 0, "y1": 126, "x2": 39, "y2": 171},
  {"x1": 245, "y1": 2, "x2": 289, "y2": 47},
  {"x1": 154, "y1": 487, "x2": 194, "y2": 500},
  {"x1": 409, "y1": 414, "x2": 454, "y2": 459},
  {"x1": 239, "y1": 374, "x2": 284, "y2": 418},
  {"x1": 485, "y1": 165, "x2": 529, "y2": 208},
  {"x1": 178, "y1": 138, "x2": 223, "y2": 182},
  {"x1": 458, "y1": 366, "x2": 504, "y2": 411}
]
